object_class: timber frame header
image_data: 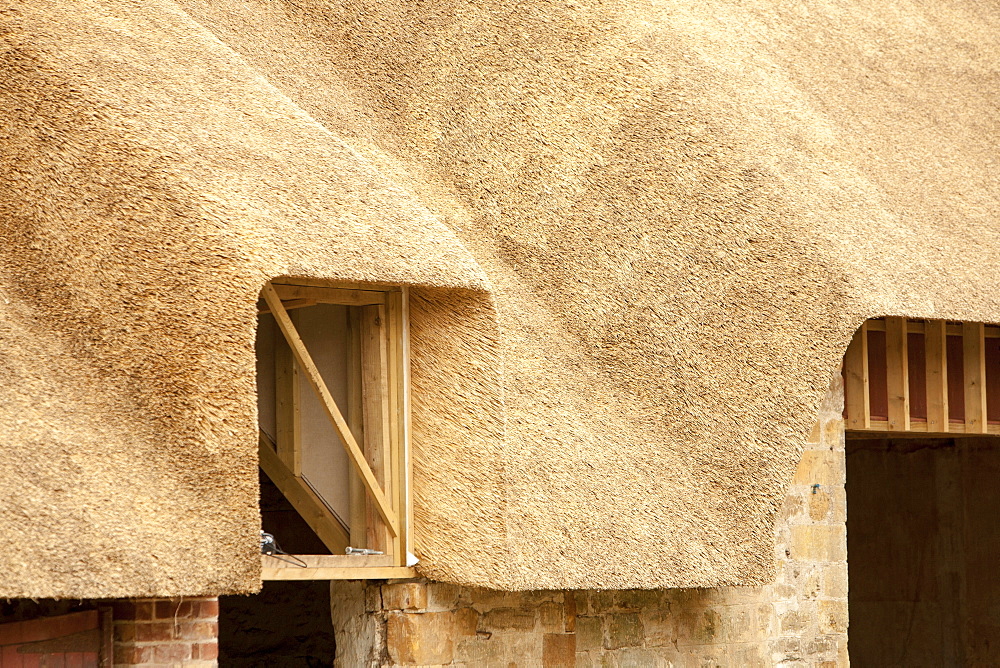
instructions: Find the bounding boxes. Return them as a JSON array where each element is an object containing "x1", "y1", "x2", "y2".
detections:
[
  {"x1": 257, "y1": 279, "x2": 414, "y2": 580},
  {"x1": 844, "y1": 317, "x2": 1000, "y2": 436}
]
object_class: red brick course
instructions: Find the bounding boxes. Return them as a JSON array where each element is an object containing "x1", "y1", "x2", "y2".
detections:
[
  {"x1": 0, "y1": 611, "x2": 102, "y2": 667},
  {"x1": 112, "y1": 598, "x2": 218, "y2": 667}
]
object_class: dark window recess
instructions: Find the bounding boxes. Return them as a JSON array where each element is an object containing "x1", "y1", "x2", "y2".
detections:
[
  {"x1": 947, "y1": 335, "x2": 965, "y2": 423},
  {"x1": 867, "y1": 329, "x2": 888, "y2": 420},
  {"x1": 987, "y1": 337, "x2": 1000, "y2": 424},
  {"x1": 908, "y1": 332, "x2": 927, "y2": 421}
]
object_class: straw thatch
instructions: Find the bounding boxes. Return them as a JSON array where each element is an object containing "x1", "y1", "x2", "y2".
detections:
[{"x1": 1, "y1": 0, "x2": 998, "y2": 595}]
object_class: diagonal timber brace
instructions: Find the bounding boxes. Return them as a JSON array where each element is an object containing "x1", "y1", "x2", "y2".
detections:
[
  {"x1": 262, "y1": 282, "x2": 400, "y2": 537},
  {"x1": 258, "y1": 430, "x2": 349, "y2": 554}
]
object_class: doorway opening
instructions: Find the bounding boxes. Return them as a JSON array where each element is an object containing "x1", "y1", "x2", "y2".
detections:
[
  {"x1": 218, "y1": 578, "x2": 335, "y2": 667},
  {"x1": 847, "y1": 434, "x2": 1000, "y2": 666},
  {"x1": 216, "y1": 466, "x2": 337, "y2": 665}
]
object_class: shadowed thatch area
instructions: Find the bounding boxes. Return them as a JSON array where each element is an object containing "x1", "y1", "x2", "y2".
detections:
[{"x1": 0, "y1": 1, "x2": 998, "y2": 596}]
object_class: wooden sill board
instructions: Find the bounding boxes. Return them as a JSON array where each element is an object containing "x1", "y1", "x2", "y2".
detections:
[{"x1": 261, "y1": 555, "x2": 416, "y2": 581}]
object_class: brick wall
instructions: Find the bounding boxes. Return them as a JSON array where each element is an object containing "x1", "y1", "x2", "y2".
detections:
[
  {"x1": 112, "y1": 598, "x2": 218, "y2": 667},
  {"x1": 331, "y1": 375, "x2": 848, "y2": 666}
]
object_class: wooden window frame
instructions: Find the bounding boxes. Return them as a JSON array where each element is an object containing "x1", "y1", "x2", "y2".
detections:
[{"x1": 257, "y1": 280, "x2": 414, "y2": 580}]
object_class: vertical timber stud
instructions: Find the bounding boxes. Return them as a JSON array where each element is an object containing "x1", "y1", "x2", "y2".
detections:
[
  {"x1": 402, "y1": 288, "x2": 413, "y2": 563},
  {"x1": 275, "y1": 312, "x2": 302, "y2": 475},
  {"x1": 886, "y1": 317, "x2": 910, "y2": 431},
  {"x1": 386, "y1": 290, "x2": 407, "y2": 566},
  {"x1": 925, "y1": 319, "x2": 949, "y2": 433},
  {"x1": 844, "y1": 322, "x2": 871, "y2": 429},
  {"x1": 347, "y1": 309, "x2": 367, "y2": 548},
  {"x1": 360, "y1": 304, "x2": 392, "y2": 554},
  {"x1": 964, "y1": 322, "x2": 988, "y2": 434}
]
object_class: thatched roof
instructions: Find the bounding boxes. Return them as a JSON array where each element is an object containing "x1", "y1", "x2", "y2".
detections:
[{"x1": 1, "y1": 0, "x2": 997, "y2": 595}]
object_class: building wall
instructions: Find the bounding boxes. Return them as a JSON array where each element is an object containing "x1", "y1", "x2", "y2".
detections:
[
  {"x1": 0, "y1": 597, "x2": 219, "y2": 668},
  {"x1": 112, "y1": 598, "x2": 218, "y2": 667},
  {"x1": 331, "y1": 377, "x2": 848, "y2": 666}
]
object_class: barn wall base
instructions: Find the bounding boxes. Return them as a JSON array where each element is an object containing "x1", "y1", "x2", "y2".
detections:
[{"x1": 331, "y1": 378, "x2": 848, "y2": 666}]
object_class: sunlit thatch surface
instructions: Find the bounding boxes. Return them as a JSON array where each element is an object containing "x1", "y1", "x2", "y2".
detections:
[{"x1": 1, "y1": 0, "x2": 997, "y2": 595}]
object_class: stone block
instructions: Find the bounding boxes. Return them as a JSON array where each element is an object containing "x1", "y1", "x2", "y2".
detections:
[
  {"x1": 505, "y1": 632, "x2": 544, "y2": 661},
  {"x1": 774, "y1": 660, "x2": 808, "y2": 668},
  {"x1": 821, "y1": 563, "x2": 849, "y2": 599},
  {"x1": 756, "y1": 603, "x2": 776, "y2": 638},
  {"x1": 386, "y1": 611, "x2": 455, "y2": 665},
  {"x1": 779, "y1": 609, "x2": 806, "y2": 634},
  {"x1": 564, "y1": 592, "x2": 578, "y2": 632},
  {"x1": 590, "y1": 591, "x2": 617, "y2": 613},
  {"x1": 792, "y1": 450, "x2": 842, "y2": 487},
  {"x1": 772, "y1": 583, "x2": 797, "y2": 600},
  {"x1": 676, "y1": 608, "x2": 721, "y2": 645},
  {"x1": 799, "y1": 568, "x2": 822, "y2": 600},
  {"x1": 572, "y1": 592, "x2": 592, "y2": 616},
  {"x1": 715, "y1": 585, "x2": 766, "y2": 605},
  {"x1": 770, "y1": 636, "x2": 802, "y2": 664},
  {"x1": 677, "y1": 644, "x2": 725, "y2": 667},
  {"x1": 482, "y1": 607, "x2": 536, "y2": 631},
  {"x1": 617, "y1": 589, "x2": 662, "y2": 610},
  {"x1": 729, "y1": 643, "x2": 768, "y2": 668},
  {"x1": 543, "y1": 633, "x2": 576, "y2": 667},
  {"x1": 575, "y1": 616, "x2": 603, "y2": 651},
  {"x1": 613, "y1": 647, "x2": 673, "y2": 667},
  {"x1": 363, "y1": 582, "x2": 382, "y2": 612},
  {"x1": 455, "y1": 636, "x2": 503, "y2": 665},
  {"x1": 470, "y1": 587, "x2": 517, "y2": 608},
  {"x1": 808, "y1": 490, "x2": 831, "y2": 521},
  {"x1": 427, "y1": 583, "x2": 460, "y2": 611},
  {"x1": 807, "y1": 421, "x2": 821, "y2": 445},
  {"x1": 828, "y1": 486, "x2": 847, "y2": 524},
  {"x1": 788, "y1": 525, "x2": 847, "y2": 562},
  {"x1": 818, "y1": 600, "x2": 848, "y2": 634},
  {"x1": 606, "y1": 613, "x2": 644, "y2": 650},
  {"x1": 721, "y1": 605, "x2": 755, "y2": 643},
  {"x1": 838, "y1": 638, "x2": 850, "y2": 665},
  {"x1": 805, "y1": 634, "x2": 838, "y2": 657},
  {"x1": 668, "y1": 587, "x2": 722, "y2": 607},
  {"x1": 641, "y1": 607, "x2": 675, "y2": 647},
  {"x1": 454, "y1": 607, "x2": 480, "y2": 636},
  {"x1": 539, "y1": 601, "x2": 564, "y2": 632},
  {"x1": 780, "y1": 493, "x2": 806, "y2": 522},
  {"x1": 522, "y1": 591, "x2": 562, "y2": 606},
  {"x1": 821, "y1": 418, "x2": 845, "y2": 448},
  {"x1": 382, "y1": 582, "x2": 428, "y2": 611}
]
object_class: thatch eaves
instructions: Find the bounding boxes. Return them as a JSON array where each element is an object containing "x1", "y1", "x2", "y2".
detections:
[
  {"x1": 1, "y1": 0, "x2": 998, "y2": 595},
  {"x1": 0, "y1": 1, "x2": 486, "y2": 598}
]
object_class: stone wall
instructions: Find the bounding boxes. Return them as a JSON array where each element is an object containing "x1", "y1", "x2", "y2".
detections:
[{"x1": 331, "y1": 377, "x2": 849, "y2": 666}]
